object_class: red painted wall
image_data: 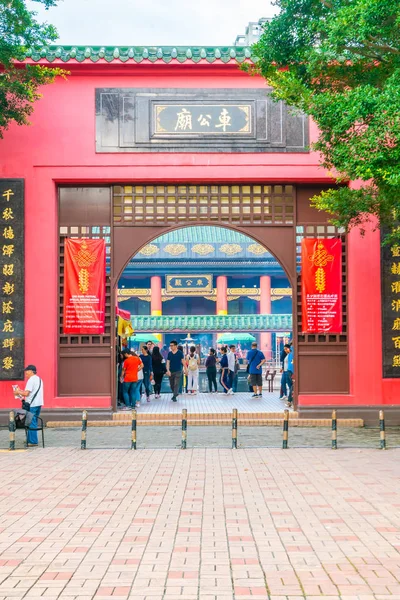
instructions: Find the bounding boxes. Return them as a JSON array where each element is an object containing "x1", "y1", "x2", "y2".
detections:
[{"x1": 0, "y1": 60, "x2": 396, "y2": 410}]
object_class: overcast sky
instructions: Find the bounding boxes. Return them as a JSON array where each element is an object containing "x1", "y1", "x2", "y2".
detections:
[{"x1": 27, "y1": 0, "x2": 276, "y2": 46}]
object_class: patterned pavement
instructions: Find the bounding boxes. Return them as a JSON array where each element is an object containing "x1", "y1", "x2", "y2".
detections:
[
  {"x1": 1, "y1": 448, "x2": 400, "y2": 599},
  {"x1": 122, "y1": 392, "x2": 288, "y2": 414}
]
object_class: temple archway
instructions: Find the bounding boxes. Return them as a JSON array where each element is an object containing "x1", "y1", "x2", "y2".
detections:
[{"x1": 114, "y1": 224, "x2": 294, "y2": 411}]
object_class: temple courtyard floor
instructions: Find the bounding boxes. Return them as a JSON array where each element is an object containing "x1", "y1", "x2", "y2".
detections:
[
  {"x1": 117, "y1": 391, "x2": 289, "y2": 415},
  {"x1": 1, "y1": 448, "x2": 400, "y2": 599}
]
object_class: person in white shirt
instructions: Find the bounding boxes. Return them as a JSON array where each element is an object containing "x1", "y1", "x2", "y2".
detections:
[
  {"x1": 227, "y1": 346, "x2": 236, "y2": 395},
  {"x1": 186, "y1": 346, "x2": 200, "y2": 394},
  {"x1": 14, "y1": 365, "x2": 43, "y2": 446}
]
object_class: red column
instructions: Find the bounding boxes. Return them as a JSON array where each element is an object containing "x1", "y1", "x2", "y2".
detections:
[
  {"x1": 259, "y1": 275, "x2": 272, "y2": 360},
  {"x1": 216, "y1": 276, "x2": 228, "y2": 315},
  {"x1": 151, "y1": 276, "x2": 162, "y2": 344},
  {"x1": 151, "y1": 276, "x2": 162, "y2": 316}
]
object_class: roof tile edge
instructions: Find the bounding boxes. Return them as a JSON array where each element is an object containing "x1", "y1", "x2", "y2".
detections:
[{"x1": 24, "y1": 45, "x2": 254, "y2": 64}]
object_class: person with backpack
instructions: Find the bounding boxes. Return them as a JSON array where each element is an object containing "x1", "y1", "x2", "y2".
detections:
[
  {"x1": 186, "y1": 345, "x2": 200, "y2": 394},
  {"x1": 13, "y1": 365, "x2": 43, "y2": 446}
]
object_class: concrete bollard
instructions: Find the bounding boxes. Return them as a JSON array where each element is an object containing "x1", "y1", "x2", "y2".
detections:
[
  {"x1": 131, "y1": 409, "x2": 137, "y2": 450},
  {"x1": 232, "y1": 408, "x2": 238, "y2": 449},
  {"x1": 331, "y1": 409, "x2": 337, "y2": 450},
  {"x1": 81, "y1": 410, "x2": 88, "y2": 450},
  {"x1": 379, "y1": 410, "x2": 386, "y2": 450},
  {"x1": 9, "y1": 410, "x2": 15, "y2": 451},
  {"x1": 282, "y1": 409, "x2": 289, "y2": 449},
  {"x1": 181, "y1": 409, "x2": 187, "y2": 450}
]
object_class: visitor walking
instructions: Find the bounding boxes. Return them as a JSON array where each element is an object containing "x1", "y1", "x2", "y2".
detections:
[
  {"x1": 178, "y1": 344, "x2": 186, "y2": 394},
  {"x1": 281, "y1": 343, "x2": 294, "y2": 407},
  {"x1": 246, "y1": 342, "x2": 266, "y2": 398},
  {"x1": 227, "y1": 345, "x2": 237, "y2": 394},
  {"x1": 219, "y1": 346, "x2": 231, "y2": 394},
  {"x1": 139, "y1": 346, "x2": 153, "y2": 402},
  {"x1": 186, "y1": 345, "x2": 200, "y2": 394},
  {"x1": 117, "y1": 351, "x2": 125, "y2": 407},
  {"x1": 205, "y1": 348, "x2": 218, "y2": 392},
  {"x1": 166, "y1": 340, "x2": 187, "y2": 402},
  {"x1": 152, "y1": 346, "x2": 166, "y2": 398},
  {"x1": 121, "y1": 350, "x2": 143, "y2": 409},
  {"x1": 13, "y1": 365, "x2": 43, "y2": 446},
  {"x1": 279, "y1": 345, "x2": 287, "y2": 399}
]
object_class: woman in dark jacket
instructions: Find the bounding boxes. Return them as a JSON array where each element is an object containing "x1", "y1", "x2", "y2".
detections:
[
  {"x1": 205, "y1": 347, "x2": 218, "y2": 393},
  {"x1": 152, "y1": 346, "x2": 166, "y2": 398},
  {"x1": 139, "y1": 346, "x2": 153, "y2": 402}
]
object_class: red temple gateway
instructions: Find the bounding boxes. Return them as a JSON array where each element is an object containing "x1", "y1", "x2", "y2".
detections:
[{"x1": 0, "y1": 45, "x2": 396, "y2": 424}]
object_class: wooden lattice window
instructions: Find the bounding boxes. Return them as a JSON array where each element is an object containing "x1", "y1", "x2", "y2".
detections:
[
  {"x1": 296, "y1": 224, "x2": 347, "y2": 344},
  {"x1": 59, "y1": 226, "x2": 111, "y2": 346},
  {"x1": 113, "y1": 184, "x2": 295, "y2": 226}
]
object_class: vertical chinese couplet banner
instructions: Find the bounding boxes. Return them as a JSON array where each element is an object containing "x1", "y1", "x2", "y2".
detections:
[
  {"x1": 63, "y1": 239, "x2": 106, "y2": 334},
  {"x1": 381, "y1": 233, "x2": 400, "y2": 377},
  {"x1": 0, "y1": 179, "x2": 24, "y2": 380},
  {"x1": 301, "y1": 238, "x2": 342, "y2": 333}
]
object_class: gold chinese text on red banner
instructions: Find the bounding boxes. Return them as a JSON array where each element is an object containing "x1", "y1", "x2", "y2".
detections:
[
  {"x1": 63, "y1": 239, "x2": 106, "y2": 334},
  {"x1": 301, "y1": 239, "x2": 342, "y2": 333}
]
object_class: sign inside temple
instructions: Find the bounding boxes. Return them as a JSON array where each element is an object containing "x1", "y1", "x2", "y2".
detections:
[
  {"x1": 381, "y1": 236, "x2": 400, "y2": 377},
  {"x1": 301, "y1": 238, "x2": 342, "y2": 333},
  {"x1": 166, "y1": 275, "x2": 213, "y2": 294},
  {"x1": 0, "y1": 179, "x2": 24, "y2": 380},
  {"x1": 63, "y1": 239, "x2": 106, "y2": 334}
]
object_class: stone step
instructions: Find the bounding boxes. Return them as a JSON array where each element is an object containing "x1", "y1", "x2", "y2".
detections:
[
  {"x1": 46, "y1": 416, "x2": 364, "y2": 428},
  {"x1": 113, "y1": 411, "x2": 299, "y2": 420}
]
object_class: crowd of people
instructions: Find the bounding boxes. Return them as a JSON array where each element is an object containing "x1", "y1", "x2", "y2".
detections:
[{"x1": 118, "y1": 339, "x2": 294, "y2": 408}]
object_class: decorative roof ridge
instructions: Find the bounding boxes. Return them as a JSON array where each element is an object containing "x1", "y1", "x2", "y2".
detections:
[{"x1": 24, "y1": 45, "x2": 254, "y2": 64}]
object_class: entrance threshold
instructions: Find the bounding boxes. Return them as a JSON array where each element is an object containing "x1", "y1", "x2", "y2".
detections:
[{"x1": 117, "y1": 391, "x2": 288, "y2": 414}]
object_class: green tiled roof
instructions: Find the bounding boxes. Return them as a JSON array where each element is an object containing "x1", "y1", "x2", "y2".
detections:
[
  {"x1": 156, "y1": 226, "x2": 260, "y2": 245},
  {"x1": 130, "y1": 314, "x2": 292, "y2": 332},
  {"x1": 25, "y1": 45, "x2": 254, "y2": 64}
]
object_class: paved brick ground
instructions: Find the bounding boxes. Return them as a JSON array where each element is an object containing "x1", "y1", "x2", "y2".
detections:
[
  {"x1": 1, "y1": 425, "x2": 399, "y2": 451},
  {"x1": 1, "y1": 449, "x2": 400, "y2": 599}
]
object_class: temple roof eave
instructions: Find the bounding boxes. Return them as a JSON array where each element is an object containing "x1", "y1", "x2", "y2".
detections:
[
  {"x1": 23, "y1": 45, "x2": 255, "y2": 65},
  {"x1": 130, "y1": 314, "x2": 293, "y2": 333}
]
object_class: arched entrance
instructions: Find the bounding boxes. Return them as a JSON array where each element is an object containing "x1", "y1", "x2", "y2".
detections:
[
  {"x1": 111, "y1": 183, "x2": 297, "y2": 411},
  {"x1": 114, "y1": 224, "x2": 294, "y2": 410}
]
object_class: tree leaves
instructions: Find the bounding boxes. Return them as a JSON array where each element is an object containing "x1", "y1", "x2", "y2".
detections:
[
  {"x1": 0, "y1": 0, "x2": 64, "y2": 137},
  {"x1": 248, "y1": 0, "x2": 400, "y2": 240}
]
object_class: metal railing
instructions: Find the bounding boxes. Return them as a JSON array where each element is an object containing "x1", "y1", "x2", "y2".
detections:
[{"x1": 4, "y1": 409, "x2": 391, "y2": 451}]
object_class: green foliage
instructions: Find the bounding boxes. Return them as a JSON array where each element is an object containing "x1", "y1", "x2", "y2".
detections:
[
  {"x1": 0, "y1": 0, "x2": 64, "y2": 137},
  {"x1": 248, "y1": 0, "x2": 400, "y2": 239}
]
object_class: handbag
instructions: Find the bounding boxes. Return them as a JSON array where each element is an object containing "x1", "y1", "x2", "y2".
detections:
[
  {"x1": 246, "y1": 352, "x2": 257, "y2": 374},
  {"x1": 137, "y1": 368, "x2": 144, "y2": 381},
  {"x1": 21, "y1": 378, "x2": 42, "y2": 412}
]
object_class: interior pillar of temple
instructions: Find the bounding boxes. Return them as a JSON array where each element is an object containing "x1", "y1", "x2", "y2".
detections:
[
  {"x1": 216, "y1": 275, "x2": 228, "y2": 316},
  {"x1": 151, "y1": 275, "x2": 163, "y2": 342},
  {"x1": 259, "y1": 275, "x2": 272, "y2": 359},
  {"x1": 151, "y1": 276, "x2": 162, "y2": 316}
]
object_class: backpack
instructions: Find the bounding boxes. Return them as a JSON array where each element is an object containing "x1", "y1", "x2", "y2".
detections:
[
  {"x1": 188, "y1": 354, "x2": 198, "y2": 371},
  {"x1": 14, "y1": 410, "x2": 33, "y2": 429}
]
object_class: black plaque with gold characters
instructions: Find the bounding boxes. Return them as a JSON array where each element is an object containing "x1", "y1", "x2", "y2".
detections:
[
  {"x1": 381, "y1": 231, "x2": 400, "y2": 377},
  {"x1": 0, "y1": 179, "x2": 24, "y2": 380},
  {"x1": 96, "y1": 88, "x2": 309, "y2": 153}
]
